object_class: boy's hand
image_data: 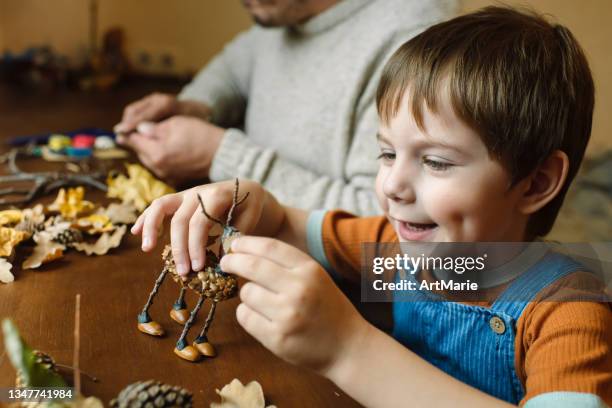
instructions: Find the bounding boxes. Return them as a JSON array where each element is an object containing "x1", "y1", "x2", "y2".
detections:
[
  {"x1": 221, "y1": 236, "x2": 370, "y2": 376},
  {"x1": 131, "y1": 180, "x2": 272, "y2": 275}
]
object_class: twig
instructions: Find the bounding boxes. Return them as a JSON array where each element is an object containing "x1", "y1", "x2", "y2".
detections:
[
  {"x1": 73, "y1": 294, "x2": 81, "y2": 395},
  {"x1": 197, "y1": 193, "x2": 223, "y2": 226}
]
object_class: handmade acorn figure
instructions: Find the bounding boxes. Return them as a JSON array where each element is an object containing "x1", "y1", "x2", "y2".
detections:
[{"x1": 137, "y1": 179, "x2": 247, "y2": 362}]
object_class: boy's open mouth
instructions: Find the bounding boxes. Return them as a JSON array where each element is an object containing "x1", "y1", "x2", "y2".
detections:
[{"x1": 397, "y1": 220, "x2": 438, "y2": 241}]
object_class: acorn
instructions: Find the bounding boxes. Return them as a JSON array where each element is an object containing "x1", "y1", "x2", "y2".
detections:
[{"x1": 110, "y1": 380, "x2": 193, "y2": 408}]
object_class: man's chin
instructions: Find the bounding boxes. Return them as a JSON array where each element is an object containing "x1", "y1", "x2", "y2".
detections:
[{"x1": 252, "y1": 15, "x2": 282, "y2": 27}]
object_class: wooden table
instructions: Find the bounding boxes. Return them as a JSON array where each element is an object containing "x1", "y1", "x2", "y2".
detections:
[{"x1": 0, "y1": 80, "x2": 360, "y2": 407}]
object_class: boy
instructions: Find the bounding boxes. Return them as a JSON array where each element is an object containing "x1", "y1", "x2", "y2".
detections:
[{"x1": 132, "y1": 7, "x2": 611, "y2": 407}]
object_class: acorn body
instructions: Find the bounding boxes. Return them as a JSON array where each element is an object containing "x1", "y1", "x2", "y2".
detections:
[{"x1": 163, "y1": 245, "x2": 238, "y2": 302}]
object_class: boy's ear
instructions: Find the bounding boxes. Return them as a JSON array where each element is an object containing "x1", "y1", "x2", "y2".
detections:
[{"x1": 517, "y1": 150, "x2": 569, "y2": 215}]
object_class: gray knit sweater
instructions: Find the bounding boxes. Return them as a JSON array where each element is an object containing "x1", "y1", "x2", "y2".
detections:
[{"x1": 180, "y1": 0, "x2": 457, "y2": 215}]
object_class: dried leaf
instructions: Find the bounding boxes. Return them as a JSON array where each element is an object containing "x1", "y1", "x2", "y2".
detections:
[
  {"x1": 0, "y1": 258, "x2": 14, "y2": 283},
  {"x1": 0, "y1": 227, "x2": 28, "y2": 257},
  {"x1": 22, "y1": 204, "x2": 46, "y2": 224},
  {"x1": 0, "y1": 209, "x2": 23, "y2": 226},
  {"x1": 75, "y1": 214, "x2": 115, "y2": 234},
  {"x1": 96, "y1": 202, "x2": 138, "y2": 224},
  {"x1": 73, "y1": 225, "x2": 126, "y2": 256},
  {"x1": 22, "y1": 232, "x2": 65, "y2": 269},
  {"x1": 48, "y1": 187, "x2": 95, "y2": 219},
  {"x1": 210, "y1": 379, "x2": 275, "y2": 408},
  {"x1": 107, "y1": 164, "x2": 174, "y2": 212}
]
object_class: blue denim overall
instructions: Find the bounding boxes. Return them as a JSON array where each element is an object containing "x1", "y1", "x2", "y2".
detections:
[{"x1": 392, "y1": 252, "x2": 583, "y2": 404}]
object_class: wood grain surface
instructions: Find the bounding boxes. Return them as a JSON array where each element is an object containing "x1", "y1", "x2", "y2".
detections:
[{"x1": 0, "y1": 80, "x2": 360, "y2": 407}]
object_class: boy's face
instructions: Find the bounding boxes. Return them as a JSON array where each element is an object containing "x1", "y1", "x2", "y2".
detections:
[{"x1": 376, "y1": 91, "x2": 528, "y2": 242}]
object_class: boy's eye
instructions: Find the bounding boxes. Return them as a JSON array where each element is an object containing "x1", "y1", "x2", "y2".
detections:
[
  {"x1": 422, "y1": 157, "x2": 452, "y2": 171},
  {"x1": 377, "y1": 151, "x2": 396, "y2": 163}
]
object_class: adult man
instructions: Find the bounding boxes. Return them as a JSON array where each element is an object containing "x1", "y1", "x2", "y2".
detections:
[{"x1": 115, "y1": 0, "x2": 456, "y2": 214}]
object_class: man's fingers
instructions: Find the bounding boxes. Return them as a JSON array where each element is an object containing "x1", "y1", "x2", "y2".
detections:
[
  {"x1": 141, "y1": 194, "x2": 182, "y2": 251},
  {"x1": 117, "y1": 98, "x2": 151, "y2": 133},
  {"x1": 230, "y1": 236, "x2": 312, "y2": 269},
  {"x1": 220, "y1": 253, "x2": 289, "y2": 293}
]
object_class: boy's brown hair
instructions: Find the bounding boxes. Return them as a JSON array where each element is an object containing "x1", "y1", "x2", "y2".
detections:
[{"x1": 376, "y1": 6, "x2": 594, "y2": 238}]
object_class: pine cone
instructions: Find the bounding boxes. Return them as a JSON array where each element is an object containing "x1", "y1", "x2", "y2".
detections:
[
  {"x1": 111, "y1": 380, "x2": 193, "y2": 408},
  {"x1": 52, "y1": 228, "x2": 83, "y2": 246}
]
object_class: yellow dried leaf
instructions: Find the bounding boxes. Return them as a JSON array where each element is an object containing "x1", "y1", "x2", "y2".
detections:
[
  {"x1": 107, "y1": 164, "x2": 174, "y2": 212},
  {"x1": 96, "y1": 202, "x2": 138, "y2": 224},
  {"x1": 0, "y1": 210, "x2": 23, "y2": 226},
  {"x1": 0, "y1": 258, "x2": 14, "y2": 283},
  {"x1": 72, "y1": 225, "x2": 126, "y2": 256},
  {"x1": 0, "y1": 227, "x2": 28, "y2": 257},
  {"x1": 22, "y1": 232, "x2": 64, "y2": 269},
  {"x1": 48, "y1": 187, "x2": 94, "y2": 219},
  {"x1": 75, "y1": 214, "x2": 114, "y2": 234},
  {"x1": 210, "y1": 379, "x2": 276, "y2": 408}
]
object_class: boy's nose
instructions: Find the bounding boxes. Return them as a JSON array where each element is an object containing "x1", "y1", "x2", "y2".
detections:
[{"x1": 383, "y1": 165, "x2": 416, "y2": 203}]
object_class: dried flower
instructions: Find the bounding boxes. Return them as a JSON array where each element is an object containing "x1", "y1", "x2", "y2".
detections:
[
  {"x1": 0, "y1": 227, "x2": 28, "y2": 257},
  {"x1": 107, "y1": 164, "x2": 174, "y2": 212},
  {"x1": 48, "y1": 187, "x2": 94, "y2": 219}
]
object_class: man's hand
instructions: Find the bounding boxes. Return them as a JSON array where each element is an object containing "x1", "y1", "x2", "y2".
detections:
[
  {"x1": 220, "y1": 236, "x2": 371, "y2": 376},
  {"x1": 114, "y1": 93, "x2": 212, "y2": 137},
  {"x1": 121, "y1": 116, "x2": 224, "y2": 185},
  {"x1": 114, "y1": 93, "x2": 180, "y2": 136}
]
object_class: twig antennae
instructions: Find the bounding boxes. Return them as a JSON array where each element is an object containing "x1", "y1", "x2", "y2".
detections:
[
  {"x1": 226, "y1": 179, "x2": 249, "y2": 226},
  {"x1": 197, "y1": 193, "x2": 224, "y2": 226}
]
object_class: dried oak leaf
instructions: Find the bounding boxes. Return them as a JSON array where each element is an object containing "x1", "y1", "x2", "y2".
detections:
[
  {"x1": 75, "y1": 214, "x2": 115, "y2": 234},
  {"x1": 0, "y1": 258, "x2": 14, "y2": 283},
  {"x1": 72, "y1": 225, "x2": 126, "y2": 256},
  {"x1": 107, "y1": 164, "x2": 174, "y2": 212},
  {"x1": 0, "y1": 209, "x2": 23, "y2": 226},
  {"x1": 48, "y1": 187, "x2": 94, "y2": 219},
  {"x1": 0, "y1": 227, "x2": 28, "y2": 257},
  {"x1": 96, "y1": 202, "x2": 138, "y2": 224},
  {"x1": 210, "y1": 379, "x2": 276, "y2": 408},
  {"x1": 22, "y1": 232, "x2": 65, "y2": 270}
]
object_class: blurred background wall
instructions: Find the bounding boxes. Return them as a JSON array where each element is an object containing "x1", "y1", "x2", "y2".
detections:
[
  {"x1": 0, "y1": 0, "x2": 609, "y2": 155},
  {"x1": 0, "y1": 0, "x2": 609, "y2": 240}
]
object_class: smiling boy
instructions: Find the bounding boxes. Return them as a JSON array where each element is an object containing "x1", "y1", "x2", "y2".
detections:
[{"x1": 133, "y1": 6, "x2": 611, "y2": 407}]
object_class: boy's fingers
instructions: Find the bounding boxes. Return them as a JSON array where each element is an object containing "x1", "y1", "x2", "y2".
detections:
[
  {"x1": 220, "y1": 253, "x2": 289, "y2": 293},
  {"x1": 141, "y1": 194, "x2": 182, "y2": 251},
  {"x1": 131, "y1": 212, "x2": 145, "y2": 235},
  {"x1": 236, "y1": 303, "x2": 275, "y2": 343},
  {"x1": 239, "y1": 282, "x2": 282, "y2": 321},
  {"x1": 188, "y1": 209, "x2": 212, "y2": 271},
  {"x1": 170, "y1": 197, "x2": 200, "y2": 276},
  {"x1": 230, "y1": 236, "x2": 311, "y2": 269}
]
